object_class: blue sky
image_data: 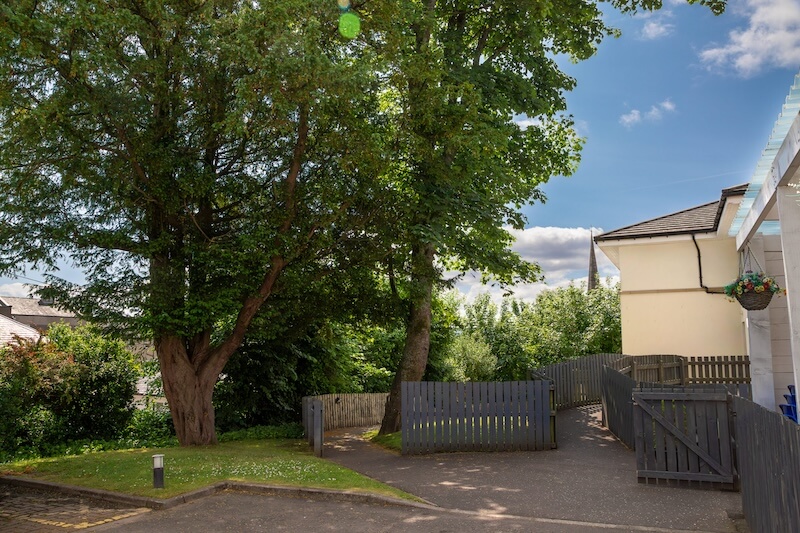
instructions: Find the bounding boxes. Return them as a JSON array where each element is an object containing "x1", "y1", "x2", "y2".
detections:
[
  {"x1": 457, "y1": 0, "x2": 800, "y2": 302},
  {"x1": 526, "y1": 0, "x2": 800, "y2": 232},
  {"x1": 3, "y1": 0, "x2": 800, "y2": 303}
]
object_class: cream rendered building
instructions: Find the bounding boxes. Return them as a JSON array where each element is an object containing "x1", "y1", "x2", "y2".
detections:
[{"x1": 596, "y1": 71, "x2": 800, "y2": 412}]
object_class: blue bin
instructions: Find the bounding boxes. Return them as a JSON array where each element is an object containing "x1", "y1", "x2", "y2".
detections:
[{"x1": 780, "y1": 404, "x2": 798, "y2": 423}]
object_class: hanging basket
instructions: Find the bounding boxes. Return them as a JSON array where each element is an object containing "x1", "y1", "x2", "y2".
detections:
[{"x1": 735, "y1": 291, "x2": 774, "y2": 311}]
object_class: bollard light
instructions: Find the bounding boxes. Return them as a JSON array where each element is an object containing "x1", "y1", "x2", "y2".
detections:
[{"x1": 152, "y1": 454, "x2": 165, "y2": 489}]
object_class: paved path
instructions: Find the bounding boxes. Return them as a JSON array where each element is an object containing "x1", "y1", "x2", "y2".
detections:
[
  {"x1": 0, "y1": 485, "x2": 148, "y2": 532},
  {"x1": 323, "y1": 405, "x2": 745, "y2": 533}
]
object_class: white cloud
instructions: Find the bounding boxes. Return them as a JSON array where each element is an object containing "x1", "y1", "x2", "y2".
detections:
[
  {"x1": 634, "y1": 10, "x2": 675, "y2": 40},
  {"x1": 620, "y1": 99, "x2": 676, "y2": 128},
  {"x1": 641, "y1": 20, "x2": 675, "y2": 40},
  {"x1": 660, "y1": 99, "x2": 676, "y2": 112},
  {"x1": 699, "y1": 0, "x2": 800, "y2": 77},
  {"x1": 574, "y1": 119, "x2": 590, "y2": 137},
  {"x1": 0, "y1": 283, "x2": 35, "y2": 297},
  {"x1": 513, "y1": 114, "x2": 541, "y2": 130},
  {"x1": 619, "y1": 109, "x2": 642, "y2": 127},
  {"x1": 452, "y1": 227, "x2": 620, "y2": 305}
]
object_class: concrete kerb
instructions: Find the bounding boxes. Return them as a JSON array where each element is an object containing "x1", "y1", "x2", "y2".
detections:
[{"x1": 0, "y1": 475, "x2": 438, "y2": 512}]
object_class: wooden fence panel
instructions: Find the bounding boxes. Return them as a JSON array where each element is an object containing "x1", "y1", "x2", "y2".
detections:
[
  {"x1": 301, "y1": 393, "x2": 389, "y2": 433},
  {"x1": 633, "y1": 387, "x2": 736, "y2": 489},
  {"x1": 531, "y1": 353, "x2": 625, "y2": 409},
  {"x1": 734, "y1": 396, "x2": 800, "y2": 533},
  {"x1": 601, "y1": 365, "x2": 638, "y2": 449},
  {"x1": 400, "y1": 380, "x2": 553, "y2": 455}
]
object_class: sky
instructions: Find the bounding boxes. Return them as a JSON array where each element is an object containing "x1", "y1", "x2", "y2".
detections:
[
  {"x1": 3, "y1": 0, "x2": 800, "y2": 304},
  {"x1": 458, "y1": 0, "x2": 800, "y2": 303}
]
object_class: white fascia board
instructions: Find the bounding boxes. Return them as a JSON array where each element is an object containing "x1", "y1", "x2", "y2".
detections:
[
  {"x1": 717, "y1": 196, "x2": 742, "y2": 237},
  {"x1": 597, "y1": 232, "x2": 717, "y2": 248},
  {"x1": 737, "y1": 111, "x2": 800, "y2": 250}
]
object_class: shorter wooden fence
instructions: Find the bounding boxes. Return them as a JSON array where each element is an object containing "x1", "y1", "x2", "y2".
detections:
[
  {"x1": 611, "y1": 355, "x2": 751, "y2": 389},
  {"x1": 401, "y1": 381, "x2": 555, "y2": 455},
  {"x1": 734, "y1": 396, "x2": 800, "y2": 532},
  {"x1": 531, "y1": 353, "x2": 624, "y2": 409},
  {"x1": 301, "y1": 393, "x2": 388, "y2": 437}
]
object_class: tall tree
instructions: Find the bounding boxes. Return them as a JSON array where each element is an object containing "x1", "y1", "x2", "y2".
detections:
[
  {"x1": 373, "y1": 0, "x2": 726, "y2": 434},
  {"x1": 0, "y1": 0, "x2": 385, "y2": 445}
]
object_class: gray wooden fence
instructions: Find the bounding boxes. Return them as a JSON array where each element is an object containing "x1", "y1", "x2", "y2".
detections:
[
  {"x1": 530, "y1": 353, "x2": 625, "y2": 409},
  {"x1": 601, "y1": 360, "x2": 751, "y2": 451},
  {"x1": 401, "y1": 381, "x2": 555, "y2": 455},
  {"x1": 734, "y1": 396, "x2": 800, "y2": 532},
  {"x1": 634, "y1": 386, "x2": 737, "y2": 490},
  {"x1": 610, "y1": 355, "x2": 751, "y2": 390},
  {"x1": 601, "y1": 365, "x2": 638, "y2": 449},
  {"x1": 301, "y1": 393, "x2": 388, "y2": 435}
]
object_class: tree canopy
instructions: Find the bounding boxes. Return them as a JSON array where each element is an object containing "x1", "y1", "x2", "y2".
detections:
[{"x1": 0, "y1": 0, "x2": 723, "y2": 444}]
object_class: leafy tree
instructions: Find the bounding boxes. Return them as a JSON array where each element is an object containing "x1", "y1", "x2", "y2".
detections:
[
  {"x1": 441, "y1": 333, "x2": 496, "y2": 382},
  {"x1": 373, "y1": 0, "x2": 726, "y2": 434},
  {"x1": 0, "y1": 0, "x2": 385, "y2": 445},
  {"x1": 523, "y1": 280, "x2": 621, "y2": 362},
  {"x1": 458, "y1": 293, "x2": 533, "y2": 380}
]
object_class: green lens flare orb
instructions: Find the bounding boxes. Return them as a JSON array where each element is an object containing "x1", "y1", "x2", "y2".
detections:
[{"x1": 338, "y1": 12, "x2": 360, "y2": 39}]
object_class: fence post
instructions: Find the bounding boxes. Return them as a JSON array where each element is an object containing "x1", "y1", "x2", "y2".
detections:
[
  {"x1": 658, "y1": 359, "x2": 664, "y2": 383},
  {"x1": 631, "y1": 359, "x2": 638, "y2": 382},
  {"x1": 312, "y1": 399, "x2": 323, "y2": 457}
]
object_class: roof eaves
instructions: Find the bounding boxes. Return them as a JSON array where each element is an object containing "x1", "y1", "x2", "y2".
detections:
[{"x1": 594, "y1": 200, "x2": 718, "y2": 242}]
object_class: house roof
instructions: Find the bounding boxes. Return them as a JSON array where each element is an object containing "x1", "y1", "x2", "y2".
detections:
[
  {"x1": 0, "y1": 313, "x2": 41, "y2": 345},
  {"x1": 0, "y1": 296, "x2": 75, "y2": 318},
  {"x1": 595, "y1": 183, "x2": 748, "y2": 242}
]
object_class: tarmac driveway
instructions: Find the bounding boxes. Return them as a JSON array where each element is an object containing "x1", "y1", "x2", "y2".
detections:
[{"x1": 323, "y1": 405, "x2": 745, "y2": 533}]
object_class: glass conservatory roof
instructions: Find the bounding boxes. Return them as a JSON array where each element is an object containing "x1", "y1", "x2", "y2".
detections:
[{"x1": 728, "y1": 71, "x2": 800, "y2": 237}]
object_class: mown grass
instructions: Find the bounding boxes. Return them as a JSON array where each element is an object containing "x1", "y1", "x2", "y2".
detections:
[
  {"x1": 1, "y1": 439, "x2": 416, "y2": 501},
  {"x1": 363, "y1": 429, "x2": 401, "y2": 452}
]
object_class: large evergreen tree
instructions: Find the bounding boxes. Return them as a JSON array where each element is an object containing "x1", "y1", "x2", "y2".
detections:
[{"x1": 0, "y1": 0, "x2": 385, "y2": 445}]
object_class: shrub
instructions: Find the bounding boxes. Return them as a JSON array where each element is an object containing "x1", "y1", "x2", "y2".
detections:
[{"x1": 0, "y1": 324, "x2": 138, "y2": 457}]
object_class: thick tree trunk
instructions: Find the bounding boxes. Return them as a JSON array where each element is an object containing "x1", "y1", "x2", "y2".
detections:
[
  {"x1": 379, "y1": 241, "x2": 436, "y2": 435},
  {"x1": 157, "y1": 335, "x2": 220, "y2": 446}
]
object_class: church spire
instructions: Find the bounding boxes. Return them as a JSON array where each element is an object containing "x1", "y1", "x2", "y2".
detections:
[{"x1": 588, "y1": 230, "x2": 598, "y2": 291}]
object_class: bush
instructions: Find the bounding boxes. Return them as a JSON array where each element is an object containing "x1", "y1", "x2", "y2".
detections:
[
  {"x1": 0, "y1": 323, "x2": 138, "y2": 457},
  {"x1": 125, "y1": 403, "x2": 175, "y2": 444},
  {"x1": 218, "y1": 423, "x2": 305, "y2": 442}
]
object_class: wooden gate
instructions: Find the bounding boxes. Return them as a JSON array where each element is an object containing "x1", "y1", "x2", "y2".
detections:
[{"x1": 632, "y1": 387, "x2": 737, "y2": 489}]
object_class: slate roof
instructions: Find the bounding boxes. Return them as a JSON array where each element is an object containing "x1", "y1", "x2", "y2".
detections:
[
  {"x1": 0, "y1": 296, "x2": 75, "y2": 318},
  {"x1": 595, "y1": 183, "x2": 748, "y2": 242},
  {"x1": 0, "y1": 313, "x2": 41, "y2": 345}
]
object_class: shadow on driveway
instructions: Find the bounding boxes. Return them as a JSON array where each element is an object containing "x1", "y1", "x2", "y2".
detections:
[{"x1": 324, "y1": 405, "x2": 745, "y2": 533}]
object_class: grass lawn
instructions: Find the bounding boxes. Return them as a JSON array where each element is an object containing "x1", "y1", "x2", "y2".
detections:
[
  {"x1": 1, "y1": 439, "x2": 415, "y2": 501},
  {"x1": 363, "y1": 429, "x2": 402, "y2": 452}
]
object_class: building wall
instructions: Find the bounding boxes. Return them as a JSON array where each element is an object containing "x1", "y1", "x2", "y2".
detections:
[
  {"x1": 617, "y1": 236, "x2": 747, "y2": 356},
  {"x1": 14, "y1": 315, "x2": 81, "y2": 332}
]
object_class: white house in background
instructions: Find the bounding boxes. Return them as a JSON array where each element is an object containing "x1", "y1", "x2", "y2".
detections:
[
  {"x1": 595, "y1": 71, "x2": 800, "y2": 412},
  {"x1": 0, "y1": 313, "x2": 42, "y2": 345}
]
